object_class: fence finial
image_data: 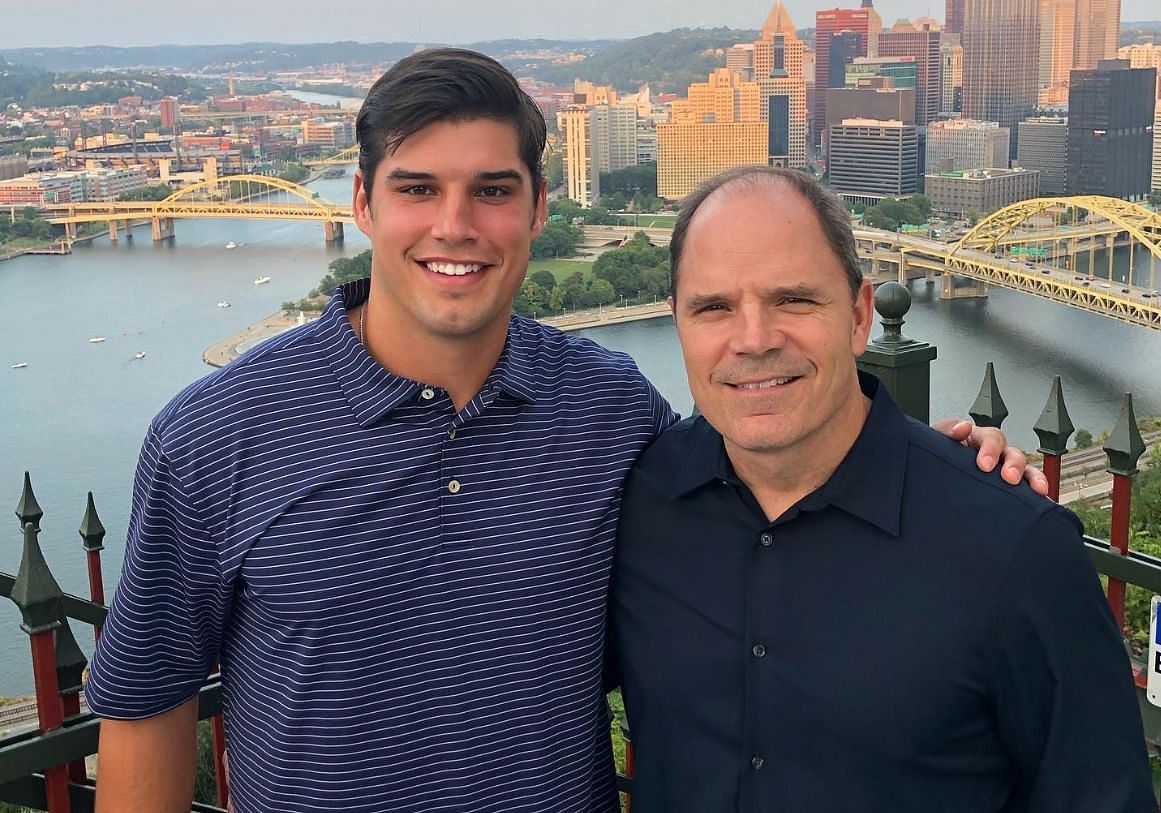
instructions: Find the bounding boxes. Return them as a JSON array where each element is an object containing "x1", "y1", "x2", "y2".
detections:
[
  {"x1": 1104, "y1": 393, "x2": 1146, "y2": 477},
  {"x1": 15, "y1": 471, "x2": 44, "y2": 530},
  {"x1": 10, "y1": 522, "x2": 64, "y2": 635},
  {"x1": 79, "y1": 492, "x2": 106, "y2": 552},
  {"x1": 1033, "y1": 375, "x2": 1074, "y2": 456},
  {"x1": 969, "y1": 362, "x2": 1008, "y2": 429}
]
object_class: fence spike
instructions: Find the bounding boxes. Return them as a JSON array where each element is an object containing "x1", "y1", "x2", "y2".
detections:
[
  {"x1": 1104, "y1": 393, "x2": 1146, "y2": 477},
  {"x1": 969, "y1": 362, "x2": 1009, "y2": 429},
  {"x1": 10, "y1": 522, "x2": 64, "y2": 635},
  {"x1": 14, "y1": 471, "x2": 44, "y2": 530},
  {"x1": 1033, "y1": 376, "x2": 1075, "y2": 456},
  {"x1": 78, "y1": 491, "x2": 106, "y2": 552}
]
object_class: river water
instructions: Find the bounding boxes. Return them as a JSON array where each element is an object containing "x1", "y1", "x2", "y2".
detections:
[{"x1": 1, "y1": 169, "x2": 1160, "y2": 695}]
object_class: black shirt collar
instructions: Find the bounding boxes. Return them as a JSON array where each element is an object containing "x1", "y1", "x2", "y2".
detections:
[
  {"x1": 320, "y1": 279, "x2": 537, "y2": 428},
  {"x1": 668, "y1": 371, "x2": 907, "y2": 536}
]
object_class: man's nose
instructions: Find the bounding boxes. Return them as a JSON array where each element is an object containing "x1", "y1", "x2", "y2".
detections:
[
  {"x1": 431, "y1": 191, "x2": 477, "y2": 241},
  {"x1": 730, "y1": 304, "x2": 786, "y2": 355}
]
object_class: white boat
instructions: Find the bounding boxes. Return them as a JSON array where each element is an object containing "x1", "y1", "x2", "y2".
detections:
[
  {"x1": 225, "y1": 241, "x2": 238, "y2": 250},
  {"x1": 89, "y1": 337, "x2": 106, "y2": 343},
  {"x1": 254, "y1": 276, "x2": 271, "y2": 285},
  {"x1": 11, "y1": 362, "x2": 27, "y2": 369},
  {"x1": 217, "y1": 301, "x2": 232, "y2": 308},
  {"x1": 134, "y1": 352, "x2": 146, "y2": 359}
]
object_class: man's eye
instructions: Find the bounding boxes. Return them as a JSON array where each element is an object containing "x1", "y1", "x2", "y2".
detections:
[
  {"x1": 478, "y1": 186, "x2": 510, "y2": 198},
  {"x1": 696, "y1": 302, "x2": 727, "y2": 313},
  {"x1": 400, "y1": 186, "x2": 433, "y2": 196}
]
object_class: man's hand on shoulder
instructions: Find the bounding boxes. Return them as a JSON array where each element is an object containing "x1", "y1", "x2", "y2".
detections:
[{"x1": 932, "y1": 418, "x2": 1050, "y2": 497}]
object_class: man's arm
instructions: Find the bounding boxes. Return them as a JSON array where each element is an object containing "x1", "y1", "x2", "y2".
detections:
[
  {"x1": 95, "y1": 697, "x2": 199, "y2": 813},
  {"x1": 991, "y1": 508, "x2": 1155, "y2": 811}
]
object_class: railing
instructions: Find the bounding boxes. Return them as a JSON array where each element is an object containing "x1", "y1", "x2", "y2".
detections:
[{"x1": 2, "y1": 281, "x2": 1159, "y2": 811}]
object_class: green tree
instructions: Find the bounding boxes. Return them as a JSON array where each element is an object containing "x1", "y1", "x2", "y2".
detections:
[
  {"x1": 315, "y1": 250, "x2": 373, "y2": 296},
  {"x1": 592, "y1": 232, "x2": 669, "y2": 299},
  {"x1": 118, "y1": 184, "x2": 173, "y2": 201},
  {"x1": 512, "y1": 280, "x2": 547, "y2": 317},
  {"x1": 583, "y1": 205, "x2": 618, "y2": 226},
  {"x1": 910, "y1": 193, "x2": 932, "y2": 218},
  {"x1": 584, "y1": 278, "x2": 616, "y2": 307},
  {"x1": 546, "y1": 152, "x2": 564, "y2": 190},
  {"x1": 548, "y1": 198, "x2": 584, "y2": 223},
  {"x1": 531, "y1": 220, "x2": 582, "y2": 259},
  {"x1": 530, "y1": 269, "x2": 557, "y2": 290},
  {"x1": 1073, "y1": 428, "x2": 1095, "y2": 449}
]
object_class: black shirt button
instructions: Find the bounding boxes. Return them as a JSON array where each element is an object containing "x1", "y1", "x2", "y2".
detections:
[
  {"x1": 751, "y1": 755, "x2": 765, "y2": 770},
  {"x1": 759, "y1": 532, "x2": 773, "y2": 547},
  {"x1": 752, "y1": 644, "x2": 766, "y2": 658}
]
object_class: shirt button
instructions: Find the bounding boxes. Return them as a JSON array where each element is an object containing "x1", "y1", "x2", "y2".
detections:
[
  {"x1": 751, "y1": 755, "x2": 765, "y2": 770},
  {"x1": 449, "y1": 429, "x2": 457, "y2": 440},
  {"x1": 448, "y1": 479, "x2": 461, "y2": 494},
  {"x1": 759, "y1": 532, "x2": 773, "y2": 547},
  {"x1": 420, "y1": 387, "x2": 435, "y2": 400},
  {"x1": 752, "y1": 644, "x2": 766, "y2": 658}
]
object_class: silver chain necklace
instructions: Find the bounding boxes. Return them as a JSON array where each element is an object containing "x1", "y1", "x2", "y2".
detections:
[{"x1": 358, "y1": 303, "x2": 367, "y2": 346}]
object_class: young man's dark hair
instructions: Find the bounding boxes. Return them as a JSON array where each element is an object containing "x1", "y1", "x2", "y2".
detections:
[{"x1": 356, "y1": 48, "x2": 547, "y2": 199}]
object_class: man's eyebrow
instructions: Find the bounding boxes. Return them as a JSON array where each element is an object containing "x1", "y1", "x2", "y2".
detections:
[
  {"x1": 476, "y1": 170, "x2": 524, "y2": 183},
  {"x1": 385, "y1": 169, "x2": 436, "y2": 182}
]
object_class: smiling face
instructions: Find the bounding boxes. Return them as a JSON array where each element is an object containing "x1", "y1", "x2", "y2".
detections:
[
  {"x1": 672, "y1": 183, "x2": 874, "y2": 459},
  {"x1": 352, "y1": 117, "x2": 546, "y2": 344}
]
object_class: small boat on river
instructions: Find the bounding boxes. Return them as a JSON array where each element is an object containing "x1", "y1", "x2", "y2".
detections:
[
  {"x1": 217, "y1": 301, "x2": 232, "y2": 308},
  {"x1": 89, "y1": 337, "x2": 106, "y2": 343},
  {"x1": 134, "y1": 352, "x2": 146, "y2": 360},
  {"x1": 11, "y1": 362, "x2": 27, "y2": 369},
  {"x1": 254, "y1": 276, "x2": 271, "y2": 285}
]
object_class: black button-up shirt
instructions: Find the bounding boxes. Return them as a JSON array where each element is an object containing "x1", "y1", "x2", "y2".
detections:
[{"x1": 610, "y1": 373, "x2": 1154, "y2": 812}]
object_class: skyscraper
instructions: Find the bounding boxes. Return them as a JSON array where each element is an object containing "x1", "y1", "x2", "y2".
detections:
[
  {"x1": 828, "y1": 118, "x2": 919, "y2": 205},
  {"x1": 1038, "y1": 0, "x2": 1075, "y2": 96},
  {"x1": 558, "y1": 101, "x2": 638, "y2": 207},
  {"x1": 961, "y1": 0, "x2": 1038, "y2": 157},
  {"x1": 755, "y1": 2, "x2": 808, "y2": 168},
  {"x1": 1072, "y1": 0, "x2": 1119, "y2": 71},
  {"x1": 1067, "y1": 60, "x2": 1156, "y2": 199},
  {"x1": 946, "y1": 0, "x2": 965, "y2": 34},
  {"x1": 940, "y1": 34, "x2": 964, "y2": 112},
  {"x1": 878, "y1": 19, "x2": 943, "y2": 127},
  {"x1": 1017, "y1": 116, "x2": 1069, "y2": 194},
  {"x1": 659, "y1": 68, "x2": 768, "y2": 198},
  {"x1": 813, "y1": 5, "x2": 882, "y2": 145}
]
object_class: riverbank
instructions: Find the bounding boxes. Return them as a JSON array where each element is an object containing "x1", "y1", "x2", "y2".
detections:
[
  {"x1": 203, "y1": 300, "x2": 673, "y2": 367},
  {"x1": 0, "y1": 230, "x2": 103, "y2": 263}
]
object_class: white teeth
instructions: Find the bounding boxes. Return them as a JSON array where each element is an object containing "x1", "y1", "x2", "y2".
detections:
[
  {"x1": 425, "y1": 262, "x2": 483, "y2": 276},
  {"x1": 738, "y1": 377, "x2": 795, "y2": 390}
]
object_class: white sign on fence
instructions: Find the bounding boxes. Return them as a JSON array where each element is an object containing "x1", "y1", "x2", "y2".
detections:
[{"x1": 1148, "y1": 596, "x2": 1161, "y2": 707}]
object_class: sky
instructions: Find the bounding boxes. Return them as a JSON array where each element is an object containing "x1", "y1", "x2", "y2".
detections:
[{"x1": 2, "y1": 0, "x2": 1155, "y2": 50}]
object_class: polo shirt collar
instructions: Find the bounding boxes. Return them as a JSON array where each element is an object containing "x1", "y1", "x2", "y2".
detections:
[
  {"x1": 320, "y1": 279, "x2": 537, "y2": 428},
  {"x1": 668, "y1": 371, "x2": 906, "y2": 536}
]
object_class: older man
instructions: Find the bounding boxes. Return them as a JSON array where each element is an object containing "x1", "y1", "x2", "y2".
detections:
[{"x1": 609, "y1": 167, "x2": 1154, "y2": 812}]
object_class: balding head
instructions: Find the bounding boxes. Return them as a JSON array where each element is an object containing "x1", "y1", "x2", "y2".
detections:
[{"x1": 669, "y1": 167, "x2": 863, "y2": 302}]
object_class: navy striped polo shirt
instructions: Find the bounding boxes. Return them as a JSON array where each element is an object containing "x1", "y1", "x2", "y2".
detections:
[{"x1": 87, "y1": 278, "x2": 676, "y2": 813}]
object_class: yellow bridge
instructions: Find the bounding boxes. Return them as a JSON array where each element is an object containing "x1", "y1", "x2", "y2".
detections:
[
  {"x1": 43, "y1": 175, "x2": 354, "y2": 243},
  {"x1": 855, "y1": 195, "x2": 1161, "y2": 331},
  {"x1": 305, "y1": 146, "x2": 360, "y2": 166},
  {"x1": 42, "y1": 180, "x2": 1161, "y2": 330}
]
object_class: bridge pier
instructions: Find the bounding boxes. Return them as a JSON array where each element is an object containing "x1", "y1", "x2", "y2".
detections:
[
  {"x1": 324, "y1": 221, "x2": 344, "y2": 244},
  {"x1": 108, "y1": 221, "x2": 119, "y2": 242},
  {"x1": 151, "y1": 217, "x2": 174, "y2": 242},
  {"x1": 939, "y1": 274, "x2": 988, "y2": 299}
]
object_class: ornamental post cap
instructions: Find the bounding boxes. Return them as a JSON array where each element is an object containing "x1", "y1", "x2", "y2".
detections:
[
  {"x1": 871, "y1": 281, "x2": 915, "y2": 347},
  {"x1": 10, "y1": 522, "x2": 63, "y2": 635},
  {"x1": 78, "y1": 491, "x2": 106, "y2": 552},
  {"x1": 969, "y1": 362, "x2": 1008, "y2": 429},
  {"x1": 1104, "y1": 393, "x2": 1146, "y2": 477},
  {"x1": 1033, "y1": 375, "x2": 1074, "y2": 456},
  {"x1": 15, "y1": 471, "x2": 43, "y2": 529}
]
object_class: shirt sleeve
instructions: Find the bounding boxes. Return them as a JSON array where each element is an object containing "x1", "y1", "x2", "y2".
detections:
[
  {"x1": 990, "y1": 506, "x2": 1156, "y2": 812},
  {"x1": 85, "y1": 422, "x2": 233, "y2": 720}
]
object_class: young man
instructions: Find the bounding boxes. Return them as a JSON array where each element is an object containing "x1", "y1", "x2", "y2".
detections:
[
  {"x1": 87, "y1": 51, "x2": 1036, "y2": 813},
  {"x1": 609, "y1": 167, "x2": 1154, "y2": 812}
]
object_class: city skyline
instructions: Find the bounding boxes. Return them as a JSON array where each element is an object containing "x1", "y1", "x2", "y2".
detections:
[{"x1": 2, "y1": 0, "x2": 1156, "y2": 51}]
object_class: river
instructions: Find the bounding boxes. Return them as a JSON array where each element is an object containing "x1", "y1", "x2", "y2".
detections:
[{"x1": 1, "y1": 169, "x2": 1160, "y2": 695}]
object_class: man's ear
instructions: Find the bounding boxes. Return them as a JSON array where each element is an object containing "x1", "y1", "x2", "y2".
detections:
[
  {"x1": 353, "y1": 171, "x2": 373, "y2": 235},
  {"x1": 531, "y1": 178, "x2": 548, "y2": 238}
]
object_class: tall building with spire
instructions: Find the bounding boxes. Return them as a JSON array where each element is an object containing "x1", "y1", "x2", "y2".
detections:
[
  {"x1": 813, "y1": 3, "x2": 883, "y2": 146},
  {"x1": 961, "y1": 0, "x2": 1038, "y2": 158},
  {"x1": 755, "y1": 1, "x2": 808, "y2": 168}
]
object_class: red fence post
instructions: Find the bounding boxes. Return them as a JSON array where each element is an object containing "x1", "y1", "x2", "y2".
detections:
[
  {"x1": 11, "y1": 522, "x2": 72, "y2": 813},
  {"x1": 56, "y1": 617, "x2": 90, "y2": 785},
  {"x1": 1102, "y1": 394, "x2": 1146, "y2": 632},
  {"x1": 78, "y1": 492, "x2": 107, "y2": 642},
  {"x1": 1033, "y1": 376, "x2": 1074, "y2": 504}
]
